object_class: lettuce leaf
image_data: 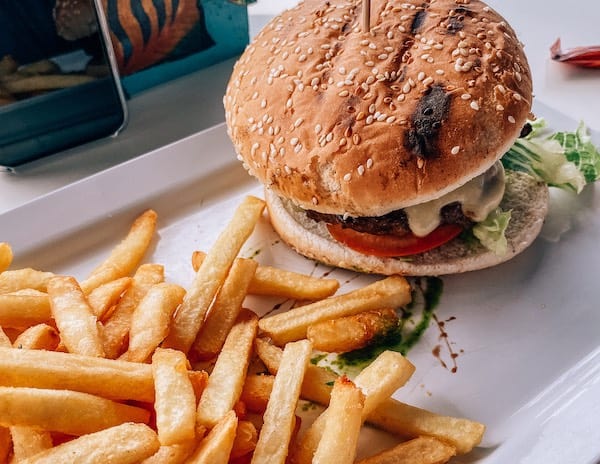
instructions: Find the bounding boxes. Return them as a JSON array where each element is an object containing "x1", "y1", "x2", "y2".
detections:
[{"x1": 472, "y1": 208, "x2": 512, "y2": 256}]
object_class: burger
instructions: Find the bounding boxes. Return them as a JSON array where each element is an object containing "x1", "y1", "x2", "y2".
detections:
[{"x1": 224, "y1": 0, "x2": 549, "y2": 275}]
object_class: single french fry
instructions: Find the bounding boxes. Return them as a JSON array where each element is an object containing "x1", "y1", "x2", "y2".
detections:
[
  {"x1": 192, "y1": 251, "x2": 339, "y2": 300},
  {"x1": 0, "y1": 346, "x2": 155, "y2": 402},
  {"x1": 0, "y1": 268, "x2": 54, "y2": 294},
  {"x1": 0, "y1": 386, "x2": 150, "y2": 435},
  {"x1": 0, "y1": 242, "x2": 12, "y2": 273},
  {"x1": 240, "y1": 374, "x2": 274, "y2": 413},
  {"x1": 355, "y1": 436, "x2": 456, "y2": 464},
  {"x1": 307, "y1": 308, "x2": 399, "y2": 353},
  {"x1": 291, "y1": 351, "x2": 415, "y2": 464},
  {"x1": 18, "y1": 423, "x2": 160, "y2": 464},
  {"x1": 140, "y1": 439, "x2": 197, "y2": 464},
  {"x1": 87, "y1": 276, "x2": 133, "y2": 319},
  {"x1": 231, "y1": 420, "x2": 258, "y2": 459},
  {"x1": 163, "y1": 196, "x2": 265, "y2": 354},
  {"x1": 102, "y1": 263, "x2": 164, "y2": 359},
  {"x1": 9, "y1": 425, "x2": 53, "y2": 462},
  {"x1": 47, "y1": 275, "x2": 105, "y2": 357},
  {"x1": 80, "y1": 209, "x2": 158, "y2": 294},
  {"x1": 196, "y1": 310, "x2": 258, "y2": 428},
  {"x1": 258, "y1": 276, "x2": 412, "y2": 345},
  {"x1": 192, "y1": 257, "x2": 258, "y2": 360},
  {"x1": 312, "y1": 376, "x2": 365, "y2": 464},
  {"x1": 251, "y1": 339, "x2": 312, "y2": 464},
  {"x1": 368, "y1": 399, "x2": 485, "y2": 455},
  {"x1": 188, "y1": 370, "x2": 209, "y2": 405},
  {"x1": 152, "y1": 348, "x2": 196, "y2": 446},
  {"x1": 187, "y1": 410, "x2": 238, "y2": 464},
  {"x1": 254, "y1": 337, "x2": 334, "y2": 406},
  {"x1": 121, "y1": 283, "x2": 185, "y2": 363},
  {"x1": 0, "y1": 292, "x2": 51, "y2": 328},
  {"x1": 12, "y1": 323, "x2": 60, "y2": 351},
  {"x1": 3, "y1": 74, "x2": 96, "y2": 94}
]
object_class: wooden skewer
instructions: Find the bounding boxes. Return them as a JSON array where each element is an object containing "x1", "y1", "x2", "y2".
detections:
[{"x1": 362, "y1": 0, "x2": 371, "y2": 32}]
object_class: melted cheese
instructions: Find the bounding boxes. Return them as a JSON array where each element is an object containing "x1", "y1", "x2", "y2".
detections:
[{"x1": 404, "y1": 161, "x2": 506, "y2": 237}]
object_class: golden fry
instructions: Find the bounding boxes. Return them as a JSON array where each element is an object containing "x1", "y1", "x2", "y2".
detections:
[
  {"x1": 258, "y1": 276, "x2": 412, "y2": 345},
  {"x1": 251, "y1": 339, "x2": 312, "y2": 464},
  {"x1": 2, "y1": 74, "x2": 96, "y2": 94},
  {"x1": 163, "y1": 196, "x2": 265, "y2": 354},
  {"x1": 18, "y1": 423, "x2": 160, "y2": 464},
  {"x1": 0, "y1": 268, "x2": 54, "y2": 294},
  {"x1": 140, "y1": 440, "x2": 197, "y2": 464},
  {"x1": 231, "y1": 420, "x2": 258, "y2": 459},
  {"x1": 152, "y1": 348, "x2": 196, "y2": 446},
  {"x1": 121, "y1": 283, "x2": 186, "y2": 363},
  {"x1": 312, "y1": 376, "x2": 365, "y2": 464},
  {"x1": 307, "y1": 308, "x2": 399, "y2": 353},
  {"x1": 12, "y1": 324, "x2": 59, "y2": 351},
  {"x1": 240, "y1": 374, "x2": 274, "y2": 413},
  {"x1": 47, "y1": 275, "x2": 105, "y2": 357},
  {"x1": 355, "y1": 436, "x2": 456, "y2": 464},
  {"x1": 80, "y1": 209, "x2": 157, "y2": 294},
  {"x1": 9, "y1": 425, "x2": 53, "y2": 462},
  {"x1": 196, "y1": 309, "x2": 258, "y2": 428},
  {"x1": 0, "y1": 346, "x2": 155, "y2": 402},
  {"x1": 0, "y1": 292, "x2": 51, "y2": 328},
  {"x1": 192, "y1": 251, "x2": 339, "y2": 300},
  {"x1": 0, "y1": 242, "x2": 12, "y2": 273},
  {"x1": 192, "y1": 257, "x2": 257, "y2": 360},
  {"x1": 0, "y1": 386, "x2": 150, "y2": 435},
  {"x1": 187, "y1": 410, "x2": 238, "y2": 464},
  {"x1": 102, "y1": 263, "x2": 164, "y2": 359},
  {"x1": 87, "y1": 276, "x2": 133, "y2": 319}
]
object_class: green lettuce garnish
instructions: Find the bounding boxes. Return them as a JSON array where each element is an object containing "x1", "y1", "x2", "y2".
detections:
[
  {"x1": 476, "y1": 119, "x2": 600, "y2": 254},
  {"x1": 472, "y1": 208, "x2": 512, "y2": 256}
]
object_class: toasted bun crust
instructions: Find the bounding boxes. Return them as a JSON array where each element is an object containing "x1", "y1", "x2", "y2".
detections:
[
  {"x1": 265, "y1": 171, "x2": 548, "y2": 276},
  {"x1": 225, "y1": 0, "x2": 533, "y2": 216}
]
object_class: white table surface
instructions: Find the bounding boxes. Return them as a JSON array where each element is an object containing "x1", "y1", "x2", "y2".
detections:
[{"x1": 1, "y1": 0, "x2": 599, "y2": 214}]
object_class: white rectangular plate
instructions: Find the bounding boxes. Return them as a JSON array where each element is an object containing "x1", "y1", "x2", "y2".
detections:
[{"x1": 1, "y1": 102, "x2": 599, "y2": 463}]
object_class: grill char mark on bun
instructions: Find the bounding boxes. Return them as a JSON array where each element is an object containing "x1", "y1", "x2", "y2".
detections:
[{"x1": 405, "y1": 84, "x2": 451, "y2": 159}]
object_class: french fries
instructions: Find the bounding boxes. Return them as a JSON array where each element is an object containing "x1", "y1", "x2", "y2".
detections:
[
  {"x1": 163, "y1": 196, "x2": 265, "y2": 354},
  {"x1": 0, "y1": 198, "x2": 486, "y2": 463},
  {"x1": 312, "y1": 376, "x2": 365, "y2": 464},
  {"x1": 307, "y1": 307, "x2": 399, "y2": 353},
  {"x1": 121, "y1": 283, "x2": 186, "y2": 363},
  {"x1": 251, "y1": 339, "x2": 312, "y2": 464},
  {"x1": 196, "y1": 309, "x2": 258, "y2": 428},
  {"x1": 152, "y1": 348, "x2": 196, "y2": 446},
  {"x1": 191, "y1": 250, "x2": 339, "y2": 300},
  {"x1": 80, "y1": 209, "x2": 157, "y2": 294},
  {"x1": 355, "y1": 436, "x2": 457, "y2": 464},
  {"x1": 258, "y1": 275, "x2": 412, "y2": 345},
  {"x1": 0, "y1": 243, "x2": 12, "y2": 273},
  {"x1": 0, "y1": 387, "x2": 150, "y2": 435},
  {"x1": 18, "y1": 423, "x2": 160, "y2": 464},
  {"x1": 47, "y1": 275, "x2": 105, "y2": 357}
]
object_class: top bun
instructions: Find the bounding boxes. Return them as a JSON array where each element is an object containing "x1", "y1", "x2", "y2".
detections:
[{"x1": 224, "y1": 0, "x2": 532, "y2": 217}]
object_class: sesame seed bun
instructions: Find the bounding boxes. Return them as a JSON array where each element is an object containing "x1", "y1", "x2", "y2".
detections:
[
  {"x1": 264, "y1": 171, "x2": 549, "y2": 276},
  {"x1": 224, "y1": 0, "x2": 533, "y2": 216}
]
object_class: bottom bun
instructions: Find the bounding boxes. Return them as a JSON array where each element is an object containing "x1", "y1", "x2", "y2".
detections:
[{"x1": 265, "y1": 171, "x2": 549, "y2": 276}]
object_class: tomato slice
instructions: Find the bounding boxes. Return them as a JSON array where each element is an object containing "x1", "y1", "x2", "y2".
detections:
[{"x1": 327, "y1": 223, "x2": 463, "y2": 257}]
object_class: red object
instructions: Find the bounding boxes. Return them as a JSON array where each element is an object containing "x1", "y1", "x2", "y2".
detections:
[
  {"x1": 326, "y1": 223, "x2": 463, "y2": 257},
  {"x1": 551, "y1": 38, "x2": 600, "y2": 68}
]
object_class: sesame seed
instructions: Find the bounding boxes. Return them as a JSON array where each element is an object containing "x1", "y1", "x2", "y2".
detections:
[
  {"x1": 470, "y1": 101, "x2": 480, "y2": 111},
  {"x1": 358, "y1": 165, "x2": 365, "y2": 175},
  {"x1": 315, "y1": 124, "x2": 322, "y2": 134},
  {"x1": 378, "y1": 54, "x2": 389, "y2": 60},
  {"x1": 461, "y1": 93, "x2": 471, "y2": 100},
  {"x1": 451, "y1": 145, "x2": 460, "y2": 155},
  {"x1": 386, "y1": 116, "x2": 396, "y2": 123},
  {"x1": 436, "y1": 69, "x2": 445, "y2": 75},
  {"x1": 290, "y1": 137, "x2": 299, "y2": 146},
  {"x1": 294, "y1": 118, "x2": 304, "y2": 127},
  {"x1": 366, "y1": 158, "x2": 373, "y2": 169},
  {"x1": 312, "y1": 197, "x2": 318, "y2": 205},
  {"x1": 422, "y1": 77, "x2": 434, "y2": 86},
  {"x1": 369, "y1": 104, "x2": 376, "y2": 113},
  {"x1": 508, "y1": 115, "x2": 516, "y2": 124},
  {"x1": 338, "y1": 90, "x2": 349, "y2": 97},
  {"x1": 294, "y1": 143, "x2": 302, "y2": 153},
  {"x1": 352, "y1": 134, "x2": 361, "y2": 145},
  {"x1": 343, "y1": 173, "x2": 352, "y2": 182},
  {"x1": 417, "y1": 71, "x2": 425, "y2": 81},
  {"x1": 366, "y1": 115, "x2": 374, "y2": 124},
  {"x1": 326, "y1": 133, "x2": 333, "y2": 142}
]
